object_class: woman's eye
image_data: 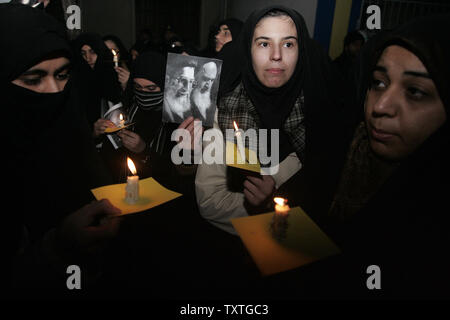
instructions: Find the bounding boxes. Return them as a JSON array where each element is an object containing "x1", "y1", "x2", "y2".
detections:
[
  {"x1": 371, "y1": 78, "x2": 386, "y2": 90},
  {"x1": 407, "y1": 87, "x2": 427, "y2": 100},
  {"x1": 283, "y1": 42, "x2": 294, "y2": 48},
  {"x1": 23, "y1": 78, "x2": 41, "y2": 86},
  {"x1": 259, "y1": 42, "x2": 269, "y2": 48},
  {"x1": 56, "y1": 73, "x2": 70, "y2": 81}
]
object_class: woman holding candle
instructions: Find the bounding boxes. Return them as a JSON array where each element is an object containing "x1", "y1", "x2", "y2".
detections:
[
  {"x1": 71, "y1": 32, "x2": 122, "y2": 126},
  {"x1": 103, "y1": 34, "x2": 131, "y2": 91},
  {"x1": 195, "y1": 5, "x2": 350, "y2": 235},
  {"x1": 101, "y1": 51, "x2": 200, "y2": 189},
  {"x1": 1, "y1": 3, "x2": 122, "y2": 292}
]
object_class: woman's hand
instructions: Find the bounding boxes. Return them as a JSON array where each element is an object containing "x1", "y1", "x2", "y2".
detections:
[
  {"x1": 177, "y1": 116, "x2": 203, "y2": 151},
  {"x1": 57, "y1": 199, "x2": 121, "y2": 255},
  {"x1": 93, "y1": 118, "x2": 116, "y2": 137},
  {"x1": 243, "y1": 175, "x2": 276, "y2": 208},
  {"x1": 115, "y1": 66, "x2": 130, "y2": 91},
  {"x1": 117, "y1": 129, "x2": 146, "y2": 153}
]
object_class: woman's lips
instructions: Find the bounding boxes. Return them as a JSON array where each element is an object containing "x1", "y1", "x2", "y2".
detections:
[
  {"x1": 369, "y1": 124, "x2": 396, "y2": 141},
  {"x1": 266, "y1": 68, "x2": 284, "y2": 74}
]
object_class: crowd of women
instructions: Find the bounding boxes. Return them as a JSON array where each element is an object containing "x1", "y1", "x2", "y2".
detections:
[{"x1": 2, "y1": 2, "x2": 449, "y2": 300}]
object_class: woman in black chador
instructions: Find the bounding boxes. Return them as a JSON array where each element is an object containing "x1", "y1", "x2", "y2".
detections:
[{"x1": 1, "y1": 3, "x2": 121, "y2": 293}]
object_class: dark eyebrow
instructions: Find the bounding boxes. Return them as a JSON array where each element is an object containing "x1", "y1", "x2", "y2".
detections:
[
  {"x1": 20, "y1": 69, "x2": 47, "y2": 77},
  {"x1": 20, "y1": 62, "x2": 71, "y2": 78},
  {"x1": 375, "y1": 65, "x2": 431, "y2": 79},
  {"x1": 403, "y1": 71, "x2": 431, "y2": 79},
  {"x1": 374, "y1": 65, "x2": 387, "y2": 73},
  {"x1": 55, "y1": 62, "x2": 71, "y2": 74},
  {"x1": 254, "y1": 36, "x2": 298, "y2": 42}
]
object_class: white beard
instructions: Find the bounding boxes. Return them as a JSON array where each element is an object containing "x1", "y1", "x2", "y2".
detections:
[
  {"x1": 164, "y1": 92, "x2": 191, "y2": 120},
  {"x1": 192, "y1": 89, "x2": 211, "y2": 119}
]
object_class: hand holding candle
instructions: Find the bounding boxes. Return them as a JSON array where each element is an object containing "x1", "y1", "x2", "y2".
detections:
[
  {"x1": 233, "y1": 121, "x2": 246, "y2": 163},
  {"x1": 125, "y1": 157, "x2": 139, "y2": 204}
]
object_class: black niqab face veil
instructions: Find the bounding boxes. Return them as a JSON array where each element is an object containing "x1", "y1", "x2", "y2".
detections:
[{"x1": 0, "y1": 3, "x2": 72, "y2": 142}]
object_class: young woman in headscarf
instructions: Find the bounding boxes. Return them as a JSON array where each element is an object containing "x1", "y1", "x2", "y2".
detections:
[
  {"x1": 71, "y1": 32, "x2": 122, "y2": 126},
  {"x1": 0, "y1": 3, "x2": 121, "y2": 292},
  {"x1": 215, "y1": 18, "x2": 244, "y2": 54},
  {"x1": 195, "y1": 6, "x2": 350, "y2": 235},
  {"x1": 112, "y1": 51, "x2": 200, "y2": 193},
  {"x1": 321, "y1": 15, "x2": 450, "y2": 298},
  {"x1": 103, "y1": 34, "x2": 131, "y2": 91}
]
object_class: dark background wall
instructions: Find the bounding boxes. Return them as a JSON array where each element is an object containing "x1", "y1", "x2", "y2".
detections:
[
  {"x1": 80, "y1": 0, "x2": 135, "y2": 48},
  {"x1": 78, "y1": 0, "x2": 319, "y2": 51}
]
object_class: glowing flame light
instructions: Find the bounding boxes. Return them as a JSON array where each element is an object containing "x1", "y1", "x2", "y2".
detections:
[
  {"x1": 233, "y1": 121, "x2": 239, "y2": 131},
  {"x1": 274, "y1": 197, "x2": 287, "y2": 206},
  {"x1": 127, "y1": 157, "x2": 137, "y2": 175},
  {"x1": 112, "y1": 49, "x2": 117, "y2": 57},
  {"x1": 119, "y1": 113, "x2": 123, "y2": 121}
]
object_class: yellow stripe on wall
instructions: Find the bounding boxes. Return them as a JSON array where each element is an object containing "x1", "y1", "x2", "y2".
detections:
[{"x1": 329, "y1": 0, "x2": 353, "y2": 60}]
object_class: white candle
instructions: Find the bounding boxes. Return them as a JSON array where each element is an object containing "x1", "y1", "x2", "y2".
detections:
[
  {"x1": 125, "y1": 157, "x2": 139, "y2": 204},
  {"x1": 112, "y1": 49, "x2": 119, "y2": 68},
  {"x1": 271, "y1": 197, "x2": 290, "y2": 240},
  {"x1": 118, "y1": 113, "x2": 125, "y2": 127},
  {"x1": 233, "y1": 121, "x2": 246, "y2": 163}
]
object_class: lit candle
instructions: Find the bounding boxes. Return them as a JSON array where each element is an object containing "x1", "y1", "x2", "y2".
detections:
[
  {"x1": 233, "y1": 121, "x2": 246, "y2": 163},
  {"x1": 271, "y1": 197, "x2": 290, "y2": 240},
  {"x1": 112, "y1": 49, "x2": 119, "y2": 68},
  {"x1": 125, "y1": 157, "x2": 139, "y2": 204},
  {"x1": 118, "y1": 113, "x2": 125, "y2": 127},
  {"x1": 274, "y1": 197, "x2": 290, "y2": 216}
]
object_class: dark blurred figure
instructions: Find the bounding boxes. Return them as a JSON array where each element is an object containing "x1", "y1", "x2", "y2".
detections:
[
  {"x1": 214, "y1": 18, "x2": 243, "y2": 54},
  {"x1": 333, "y1": 30, "x2": 365, "y2": 80},
  {"x1": 71, "y1": 32, "x2": 122, "y2": 126}
]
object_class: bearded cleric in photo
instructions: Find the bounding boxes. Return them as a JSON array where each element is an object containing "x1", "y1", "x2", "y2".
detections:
[{"x1": 163, "y1": 53, "x2": 221, "y2": 126}]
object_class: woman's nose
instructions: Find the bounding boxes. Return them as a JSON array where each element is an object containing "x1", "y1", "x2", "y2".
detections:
[{"x1": 372, "y1": 88, "x2": 399, "y2": 118}]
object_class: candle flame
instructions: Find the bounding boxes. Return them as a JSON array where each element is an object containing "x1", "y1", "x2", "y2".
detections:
[
  {"x1": 233, "y1": 121, "x2": 239, "y2": 131},
  {"x1": 274, "y1": 197, "x2": 287, "y2": 206},
  {"x1": 119, "y1": 113, "x2": 123, "y2": 121},
  {"x1": 127, "y1": 157, "x2": 137, "y2": 175},
  {"x1": 112, "y1": 49, "x2": 117, "y2": 56}
]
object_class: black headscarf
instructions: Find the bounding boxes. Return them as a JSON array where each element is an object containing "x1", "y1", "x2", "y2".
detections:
[
  {"x1": 131, "y1": 51, "x2": 166, "y2": 90},
  {"x1": 217, "y1": 18, "x2": 243, "y2": 40},
  {"x1": 1, "y1": 4, "x2": 111, "y2": 243},
  {"x1": 332, "y1": 15, "x2": 450, "y2": 297},
  {"x1": 0, "y1": 3, "x2": 71, "y2": 82},
  {"x1": 123, "y1": 51, "x2": 166, "y2": 112},
  {"x1": 71, "y1": 32, "x2": 122, "y2": 124},
  {"x1": 103, "y1": 34, "x2": 131, "y2": 66},
  {"x1": 220, "y1": 5, "x2": 348, "y2": 162}
]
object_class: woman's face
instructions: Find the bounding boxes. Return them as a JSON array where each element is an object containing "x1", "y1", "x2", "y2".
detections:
[
  {"x1": 131, "y1": 49, "x2": 139, "y2": 61},
  {"x1": 215, "y1": 24, "x2": 232, "y2": 52},
  {"x1": 104, "y1": 40, "x2": 120, "y2": 59},
  {"x1": 134, "y1": 78, "x2": 161, "y2": 92},
  {"x1": 81, "y1": 44, "x2": 97, "y2": 69},
  {"x1": 251, "y1": 15, "x2": 298, "y2": 88},
  {"x1": 12, "y1": 56, "x2": 70, "y2": 93},
  {"x1": 365, "y1": 45, "x2": 446, "y2": 160}
]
